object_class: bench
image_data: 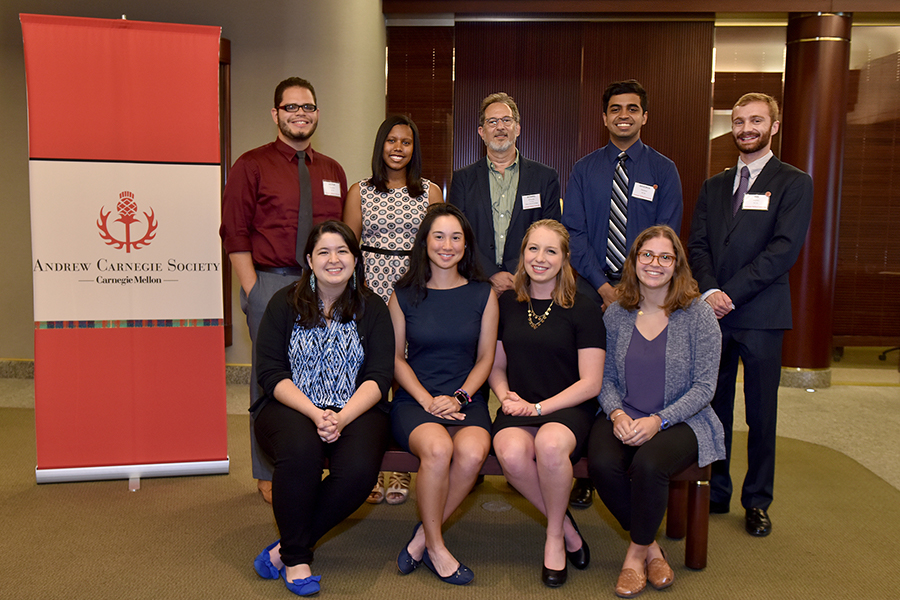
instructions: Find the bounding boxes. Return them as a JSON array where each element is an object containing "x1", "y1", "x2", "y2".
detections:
[{"x1": 378, "y1": 446, "x2": 711, "y2": 569}]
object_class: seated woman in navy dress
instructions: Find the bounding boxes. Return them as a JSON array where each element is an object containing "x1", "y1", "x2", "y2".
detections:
[
  {"x1": 251, "y1": 221, "x2": 394, "y2": 597},
  {"x1": 587, "y1": 225, "x2": 725, "y2": 598},
  {"x1": 389, "y1": 203, "x2": 498, "y2": 586},
  {"x1": 489, "y1": 219, "x2": 606, "y2": 588}
]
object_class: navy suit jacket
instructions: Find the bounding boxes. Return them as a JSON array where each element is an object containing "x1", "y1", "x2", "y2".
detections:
[
  {"x1": 448, "y1": 156, "x2": 561, "y2": 276},
  {"x1": 688, "y1": 156, "x2": 813, "y2": 330}
]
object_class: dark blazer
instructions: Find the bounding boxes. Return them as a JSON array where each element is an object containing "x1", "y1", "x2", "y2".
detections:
[
  {"x1": 687, "y1": 156, "x2": 813, "y2": 330},
  {"x1": 448, "y1": 156, "x2": 561, "y2": 276}
]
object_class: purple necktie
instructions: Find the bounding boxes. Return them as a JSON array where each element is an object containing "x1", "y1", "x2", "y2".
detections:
[{"x1": 732, "y1": 166, "x2": 750, "y2": 216}]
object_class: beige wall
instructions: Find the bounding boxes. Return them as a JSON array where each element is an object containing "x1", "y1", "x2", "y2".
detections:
[{"x1": 0, "y1": 0, "x2": 386, "y2": 365}]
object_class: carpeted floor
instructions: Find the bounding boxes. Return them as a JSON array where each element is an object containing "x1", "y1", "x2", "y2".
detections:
[{"x1": 1, "y1": 404, "x2": 899, "y2": 599}]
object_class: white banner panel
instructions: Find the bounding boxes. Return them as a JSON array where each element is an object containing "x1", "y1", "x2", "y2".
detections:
[{"x1": 30, "y1": 160, "x2": 223, "y2": 321}]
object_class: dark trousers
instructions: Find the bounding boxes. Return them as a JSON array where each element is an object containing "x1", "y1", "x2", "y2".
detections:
[
  {"x1": 710, "y1": 326, "x2": 783, "y2": 511},
  {"x1": 255, "y1": 400, "x2": 390, "y2": 566},
  {"x1": 588, "y1": 416, "x2": 698, "y2": 545}
]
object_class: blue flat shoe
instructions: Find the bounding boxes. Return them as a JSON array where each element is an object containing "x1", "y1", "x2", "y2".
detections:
[
  {"x1": 422, "y1": 549, "x2": 474, "y2": 585},
  {"x1": 280, "y1": 567, "x2": 321, "y2": 597},
  {"x1": 253, "y1": 539, "x2": 281, "y2": 580},
  {"x1": 397, "y1": 522, "x2": 423, "y2": 574}
]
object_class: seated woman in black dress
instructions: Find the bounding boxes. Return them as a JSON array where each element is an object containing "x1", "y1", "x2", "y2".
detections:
[
  {"x1": 488, "y1": 219, "x2": 606, "y2": 588},
  {"x1": 587, "y1": 225, "x2": 725, "y2": 598},
  {"x1": 390, "y1": 203, "x2": 498, "y2": 586},
  {"x1": 251, "y1": 221, "x2": 394, "y2": 597}
]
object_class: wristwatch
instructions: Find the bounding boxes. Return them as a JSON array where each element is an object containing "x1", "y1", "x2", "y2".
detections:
[
  {"x1": 654, "y1": 413, "x2": 670, "y2": 431},
  {"x1": 535, "y1": 403, "x2": 542, "y2": 416},
  {"x1": 454, "y1": 388, "x2": 471, "y2": 408}
]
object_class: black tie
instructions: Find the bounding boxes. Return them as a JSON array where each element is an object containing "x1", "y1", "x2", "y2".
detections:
[{"x1": 296, "y1": 150, "x2": 314, "y2": 265}]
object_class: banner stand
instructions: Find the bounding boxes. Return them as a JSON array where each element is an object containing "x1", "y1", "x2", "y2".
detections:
[{"x1": 35, "y1": 459, "x2": 229, "y2": 485}]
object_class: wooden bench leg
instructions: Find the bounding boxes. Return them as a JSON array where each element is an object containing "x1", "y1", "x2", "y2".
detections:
[
  {"x1": 684, "y1": 480, "x2": 710, "y2": 569},
  {"x1": 666, "y1": 480, "x2": 688, "y2": 539}
]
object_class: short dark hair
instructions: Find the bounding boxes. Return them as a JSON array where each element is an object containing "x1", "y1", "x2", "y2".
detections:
[
  {"x1": 602, "y1": 80, "x2": 648, "y2": 113},
  {"x1": 274, "y1": 77, "x2": 317, "y2": 108},
  {"x1": 370, "y1": 115, "x2": 425, "y2": 198},
  {"x1": 478, "y1": 92, "x2": 520, "y2": 127},
  {"x1": 394, "y1": 203, "x2": 486, "y2": 305},
  {"x1": 290, "y1": 220, "x2": 369, "y2": 326}
]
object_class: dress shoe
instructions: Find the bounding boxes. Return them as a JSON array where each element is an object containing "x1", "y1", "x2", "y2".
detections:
[
  {"x1": 745, "y1": 507, "x2": 772, "y2": 537},
  {"x1": 709, "y1": 499, "x2": 730, "y2": 514},
  {"x1": 280, "y1": 567, "x2": 321, "y2": 597},
  {"x1": 569, "y1": 478, "x2": 594, "y2": 509},
  {"x1": 614, "y1": 567, "x2": 646, "y2": 598},
  {"x1": 564, "y1": 510, "x2": 590, "y2": 569},
  {"x1": 397, "y1": 522, "x2": 423, "y2": 574},
  {"x1": 253, "y1": 539, "x2": 281, "y2": 580},
  {"x1": 541, "y1": 563, "x2": 568, "y2": 587},
  {"x1": 646, "y1": 549, "x2": 674, "y2": 590},
  {"x1": 421, "y1": 549, "x2": 474, "y2": 585}
]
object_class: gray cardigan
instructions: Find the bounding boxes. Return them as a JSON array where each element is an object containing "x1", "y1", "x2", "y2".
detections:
[{"x1": 599, "y1": 299, "x2": 726, "y2": 467}]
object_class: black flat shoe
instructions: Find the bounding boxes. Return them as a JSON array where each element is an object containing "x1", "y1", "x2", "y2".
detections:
[
  {"x1": 709, "y1": 499, "x2": 730, "y2": 514},
  {"x1": 745, "y1": 507, "x2": 772, "y2": 537},
  {"x1": 564, "y1": 510, "x2": 590, "y2": 570},
  {"x1": 569, "y1": 478, "x2": 594, "y2": 508},
  {"x1": 542, "y1": 563, "x2": 567, "y2": 588}
]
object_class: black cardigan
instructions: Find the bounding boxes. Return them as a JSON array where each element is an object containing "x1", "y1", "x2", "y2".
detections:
[{"x1": 252, "y1": 284, "x2": 395, "y2": 416}]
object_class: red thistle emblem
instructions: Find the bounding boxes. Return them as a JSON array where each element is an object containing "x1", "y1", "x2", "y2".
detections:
[{"x1": 97, "y1": 191, "x2": 159, "y2": 253}]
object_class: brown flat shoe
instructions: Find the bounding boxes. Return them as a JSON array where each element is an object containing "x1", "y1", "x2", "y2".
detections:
[
  {"x1": 614, "y1": 567, "x2": 646, "y2": 598},
  {"x1": 646, "y1": 553, "x2": 674, "y2": 590}
]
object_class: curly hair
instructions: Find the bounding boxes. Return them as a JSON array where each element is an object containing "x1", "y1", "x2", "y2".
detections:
[
  {"x1": 512, "y1": 220, "x2": 576, "y2": 308},
  {"x1": 616, "y1": 225, "x2": 699, "y2": 315}
]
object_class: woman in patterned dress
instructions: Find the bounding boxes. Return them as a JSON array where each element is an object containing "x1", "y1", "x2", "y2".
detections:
[
  {"x1": 251, "y1": 221, "x2": 394, "y2": 597},
  {"x1": 345, "y1": 115, "x2": 442, "y2": 505}
]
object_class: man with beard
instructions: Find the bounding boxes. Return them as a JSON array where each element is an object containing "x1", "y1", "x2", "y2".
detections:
[
  {"x1": 688, "y1": 93, "x2": 812, "y2": 537},
  {"x1": 220, "y1": 77, "x2": 347, "y2": 502},
  {"x1": 449, "y1": 92, "x2": 561, "y2": 296},
  {"x1": 563, "y1": 80, "x2": 682, "y2": 508}
]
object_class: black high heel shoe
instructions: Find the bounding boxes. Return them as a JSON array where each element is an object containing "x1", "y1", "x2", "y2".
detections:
[
  {"x1": 565, "y1": 509, "x2": 591, "y2": 569},
  {"x1": 542, "y1": 563, "x2": 568, "y2": 588}
]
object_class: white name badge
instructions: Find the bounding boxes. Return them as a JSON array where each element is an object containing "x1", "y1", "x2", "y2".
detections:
[
  {"x1": 521, "y1": 193, "x2": 542, "y2": 210},
  {"x1": 323, "y1": 181, "x2": 342, "y2": 197},
  {"x1": 632, "y1": 182, "x2": 656, "y2": 202},
  {"x1": 742, "y1": 193, "x2": 770, "y2": 211}
]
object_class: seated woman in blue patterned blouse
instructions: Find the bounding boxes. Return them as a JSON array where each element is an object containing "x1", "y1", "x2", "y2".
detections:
[{"x1": 251, "y1": 220, "x2": 394, "y2": 597}]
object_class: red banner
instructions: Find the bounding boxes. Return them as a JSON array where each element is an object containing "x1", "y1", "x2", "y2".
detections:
[{"x1": 22, "y1": 14, "x2": 227, "y2": 482}]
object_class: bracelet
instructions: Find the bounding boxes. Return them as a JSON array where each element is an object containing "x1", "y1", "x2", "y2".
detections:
[
  {"x1": 611, "y1": 411, "x2": 625, "y2": 422},
  {"x1": 454, "y1": 388, "x2": 471, "y2": 407}
]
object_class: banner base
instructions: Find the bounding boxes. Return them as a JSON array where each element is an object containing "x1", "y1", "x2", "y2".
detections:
[{"x1": 35, "y1": 457, "x2": 229, "y2": 484}]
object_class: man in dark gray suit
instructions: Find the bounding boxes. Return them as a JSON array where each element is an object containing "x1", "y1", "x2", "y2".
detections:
[
  {"x1": 449, "y1": 92, "x2": 561, "y2": 295},
  {"x1": 688, "y1": 93, "x2": 813, "y2": 537}
]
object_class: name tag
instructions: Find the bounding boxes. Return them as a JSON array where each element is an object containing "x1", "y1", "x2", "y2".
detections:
[
  {"x1": 521, "y1": 193, "x2": 541, "y2": 210},
  {"x1": 632, "y1": 182, "x2": 656, "y2": 202},
  {"x1": 323, "y1": 181, "x2": 342, "y2": 197},
  {"x1": 742, "y1": 193, "x2": 770, "y2": 211}
]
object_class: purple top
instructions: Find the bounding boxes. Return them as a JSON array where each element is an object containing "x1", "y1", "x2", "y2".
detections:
[{"x1": 622, "y1": 324, "x2": 668, "y2": 418}]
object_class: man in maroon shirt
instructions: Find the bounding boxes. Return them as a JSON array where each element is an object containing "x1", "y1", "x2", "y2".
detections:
[{"x1": 220, "y1": 77, "x2": 347, "y2": 502}]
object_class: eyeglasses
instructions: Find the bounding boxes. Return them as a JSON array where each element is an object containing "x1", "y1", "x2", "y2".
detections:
[
  {"x1": 637, "y1": 251, "x2": 675, "y2": 267},
  {"x1": 277, "y1": 103, "x2": 318, "y2": 113},
  {"x1": 484, "y1": 117, "x2": 516, "y2": 128}
]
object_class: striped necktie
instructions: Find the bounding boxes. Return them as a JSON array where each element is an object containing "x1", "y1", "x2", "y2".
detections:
[{"x1": 606, "y1": 151, "x2": 628, "y2": 272}]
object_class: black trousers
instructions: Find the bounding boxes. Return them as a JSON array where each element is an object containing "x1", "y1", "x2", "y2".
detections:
[
  {"x1": 588, "y1": 416, "x2": 698, "y2": 545},
  {"x1": 255, "y1": 400, "x2": 390, "y2": 566},
  {"x1": 710, "y1": 326, "x2": 783, "y2": 511}
]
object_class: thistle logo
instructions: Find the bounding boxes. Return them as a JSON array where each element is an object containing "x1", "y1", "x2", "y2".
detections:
[{"x1": 97, "y1": 191, "x2": 159, "y2": 253}]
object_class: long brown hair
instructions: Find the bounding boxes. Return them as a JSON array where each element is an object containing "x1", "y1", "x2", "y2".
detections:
[
  {"x1": 512, "y1": 219, "x2": 577, "y2": 308},
  {"x1": 616, "y1": 225, "x2": 699, "y2": 315}
]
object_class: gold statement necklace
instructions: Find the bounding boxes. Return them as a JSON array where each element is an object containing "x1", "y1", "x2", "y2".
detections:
[{"x1": 527, "y1": 299, "x2": 554, "y2": 329}]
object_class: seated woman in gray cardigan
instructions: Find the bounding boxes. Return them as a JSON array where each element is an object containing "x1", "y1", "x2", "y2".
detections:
[{"x1": 587, "y1": 225, "x2": 725, "y2": 599}]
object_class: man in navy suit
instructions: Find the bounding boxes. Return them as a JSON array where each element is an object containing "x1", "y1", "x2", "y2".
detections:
[
  {"x1": 688, "y1": 93, "x2": 813, "y2": 537},
  {"x1": 449, "y1": 92, "x2": 561, "y2": 295}
]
